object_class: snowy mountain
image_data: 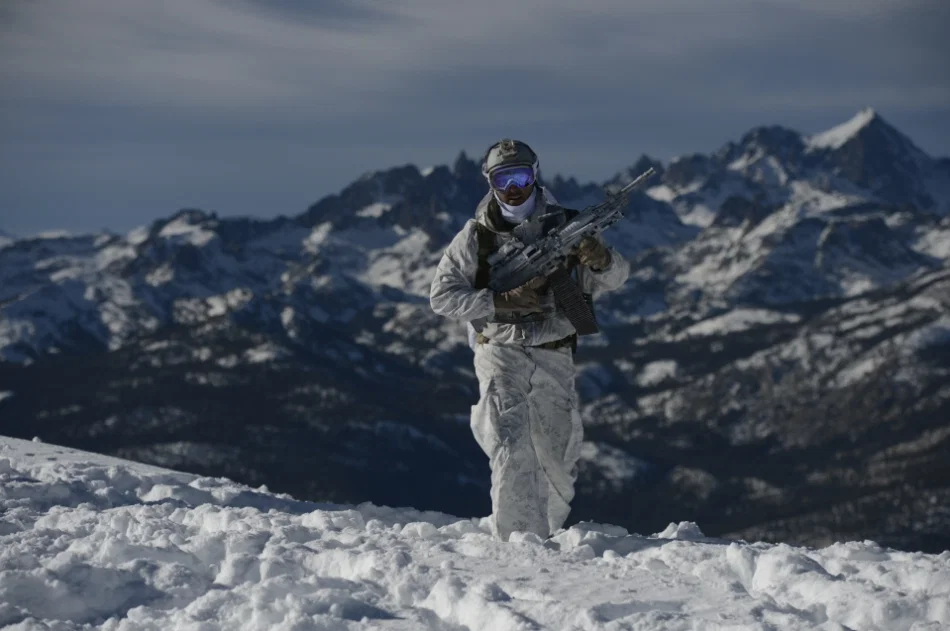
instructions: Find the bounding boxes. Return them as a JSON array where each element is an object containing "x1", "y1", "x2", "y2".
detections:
[
  {"x1": 1, "y1": 108, "x2": 949, "y2": 553},
  {"x1": 3, "y1": 436, "x2": 948, "y2": 631}
]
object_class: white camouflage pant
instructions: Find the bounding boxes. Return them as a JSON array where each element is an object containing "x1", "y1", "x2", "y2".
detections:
[{"x1": 470, "y1": 342, "x2": 584, "y2": 541}]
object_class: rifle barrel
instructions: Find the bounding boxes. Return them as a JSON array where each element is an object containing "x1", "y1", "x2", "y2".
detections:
[{"x1": 618, "y1": 167, "x2": 656, "y2": 195}]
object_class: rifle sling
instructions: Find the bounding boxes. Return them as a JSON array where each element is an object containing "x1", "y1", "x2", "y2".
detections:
[{"x1": 548, "y1": 266, "x2": 599, "y2": 335}]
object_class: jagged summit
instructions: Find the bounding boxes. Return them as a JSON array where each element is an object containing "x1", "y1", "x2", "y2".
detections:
[
  {"x1": 807, "y1": 107, "x2": 880, "y2": 150},
  {"x1": 452, "y1": 150, "x2": 480, "y2": 177},
  {"x1": 803, "y1": 108, "x2": 941, "y2": 210},
  {"x1": 729, "y1": 125, "x2": 806, "y2": 166}
]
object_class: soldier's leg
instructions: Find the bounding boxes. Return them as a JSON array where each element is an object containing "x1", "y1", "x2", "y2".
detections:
[
  {"x1": 471, "y1": 343, "x2": 548, "y2": 541},
  {"x1": 526, "y1": 346, "x2": 583, "y2": 535}
]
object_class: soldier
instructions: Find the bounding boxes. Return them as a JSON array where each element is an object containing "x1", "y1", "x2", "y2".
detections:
[{"x1": 430, "y1": 139, "x2": 630, "y2": 541}]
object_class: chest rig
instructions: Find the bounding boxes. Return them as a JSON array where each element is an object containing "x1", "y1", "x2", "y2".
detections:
[{"x1": 473, "y1": 199, "x2": 597, "y2": 332}]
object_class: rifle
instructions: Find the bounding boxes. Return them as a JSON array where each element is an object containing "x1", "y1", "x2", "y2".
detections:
[{"x1": 486, "y1": 167, "x2": 656, "y2": 335}]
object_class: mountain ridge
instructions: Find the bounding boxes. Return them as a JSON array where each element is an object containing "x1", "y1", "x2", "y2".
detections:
[{"x1": 1, "y1": 107, "x2": 948, "y2": 552}]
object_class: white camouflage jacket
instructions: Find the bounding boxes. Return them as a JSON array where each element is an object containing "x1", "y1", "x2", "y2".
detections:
[{"x1": 429, "y1": 187, "x2": 629, "y2": 348}]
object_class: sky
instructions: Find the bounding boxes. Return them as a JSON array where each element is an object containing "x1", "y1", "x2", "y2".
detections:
[{"x1": 1, "y1": 0, "x2": 948, "y2": 236}]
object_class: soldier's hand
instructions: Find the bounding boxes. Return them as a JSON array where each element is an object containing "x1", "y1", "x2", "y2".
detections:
[
  {"x1": 493, "y1": 278, "x2": 545, "y2": 314},
  {"x1": 574, "y1": 237, "x2": 611, "y2": 270},
  {"x1": 523, "y1": 275, "x2": 547, "y2": 290}
]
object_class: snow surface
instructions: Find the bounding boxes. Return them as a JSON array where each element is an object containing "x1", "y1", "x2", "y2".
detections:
[
  {"x1": 2, "y1": 436, "x2": 948, "y2": 631},
  {"x1": 158, "y1": 218, "x2": 217, "y2": 247},
  {"x1": 636, "y1": 360, "x2": 678, "y2": 387},
  {"x1": 355, "y1": 203, "x2": 392, "y2": 219},
  {"x1": 915, "y1": 223, "x2": 950, "y2": 259},
  {"x1": 32, "y1": 230, "x2": 73, "y2": 240},
  {"x1": 0, "y1": 231, "x2": 14, "y2": 250},
  {"x1": 806, "y1": 107, "x2": 877, "y2": 151},
  {"x1": 675, "y1": 310, "x2": 801, "y2": 340},
  {"x1": 785, "y1": 180, "x2": 871, "y2": 215}
]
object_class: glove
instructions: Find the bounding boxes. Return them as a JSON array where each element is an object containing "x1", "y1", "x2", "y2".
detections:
[
  {"x1": 493, "y1": 276, "x2": 546, "y2": 314},
  {"x1": 574, "y1": 237, "x2": 611, "y2": 271}
]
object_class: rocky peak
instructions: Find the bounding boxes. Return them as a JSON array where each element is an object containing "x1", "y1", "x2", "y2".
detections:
[
  {"x1": 664, "y1": 154, "x2": 716, "y2": 189},
  {"x1": 805, "y1": 108, "x2": 937, "y2": 209},
  {"x1": 806, "y1": 108, "x2": 882, "y2": 152},
  {"x1": 452, "y1": 151, "x2": 481, "y2": 181},
  {"x1": 379, "y1": 165, "x2": 424, "y2": 196},
  {"x1": 547, "y1": 175, "x2": 593, "y2": 202},
  {"x1": 301, "y1": 167, "x2": 406, "y2": 228},
  {"x1": 149, "y1": 208, "x2": 216, "y2": 234},
  {"x1": 736, "y1": 126, "x2": 804, "y2": 163}
]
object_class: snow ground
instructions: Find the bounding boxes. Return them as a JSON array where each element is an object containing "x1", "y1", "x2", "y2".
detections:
[{"x1": 1, "y1": 436, "x2": 948, "y2": 631}]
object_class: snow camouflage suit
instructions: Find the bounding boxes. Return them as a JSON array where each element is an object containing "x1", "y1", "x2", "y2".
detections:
[{"x1": 430, "y1": 188, "x2": 629, "y2": 541}]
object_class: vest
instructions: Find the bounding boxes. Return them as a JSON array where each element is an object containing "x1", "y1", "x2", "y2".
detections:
[{"x1": 473, "y1": 199, "x2": 596, "y2": 326}]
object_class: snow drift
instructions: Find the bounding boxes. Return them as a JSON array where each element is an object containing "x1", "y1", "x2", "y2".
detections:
[{"x1": 1, "y1": 436, "x2": 947, "y2": 630}]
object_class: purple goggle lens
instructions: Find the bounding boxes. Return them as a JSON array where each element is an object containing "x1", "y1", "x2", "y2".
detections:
[{"x1": 490, "y1": 166, "x2": 535, "y2": 190}]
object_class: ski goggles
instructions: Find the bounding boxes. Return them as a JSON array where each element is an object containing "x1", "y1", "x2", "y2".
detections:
[{"x1": 489, "y1": 165, "x2": 535, "y2": 191}]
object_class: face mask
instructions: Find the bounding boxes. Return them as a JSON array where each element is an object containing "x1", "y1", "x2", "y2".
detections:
[{"x1": 494, "y1": 187, "x2": 538, "y2": 223}]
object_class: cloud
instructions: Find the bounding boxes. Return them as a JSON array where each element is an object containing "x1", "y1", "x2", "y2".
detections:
[
  {"x1": 0, "y1": 0, "x2": 948, "y2": 234},
  {"x1": 1, "y1": 0, "x2": 411, "y2": 115},
  {"x1": 3, "y1": 0, "x2": 946, "y2": 117}
]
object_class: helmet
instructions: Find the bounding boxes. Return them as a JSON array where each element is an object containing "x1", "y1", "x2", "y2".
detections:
[{"x1": 481, "y1": 139, "x2": 539, "y2": 178}]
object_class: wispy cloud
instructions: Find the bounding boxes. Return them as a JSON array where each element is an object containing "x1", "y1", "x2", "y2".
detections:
[
  {"x1": 1, "y1": 0, "x2": 414, "y2": 114},
  {"x1": 0, "y1": 0, "x2": 948, "y2": 234},
  {"x1": 4, "y1": 0, "x2": 946, "y2": 116}
]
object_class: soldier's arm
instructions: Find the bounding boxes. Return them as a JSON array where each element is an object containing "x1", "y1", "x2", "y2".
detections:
[
  {"x1": 430, "y1": 220, "x2": 496, "y2": 321},
  {"x1": 579, "y1": 234, "x2": 629, "y2": 295}
]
